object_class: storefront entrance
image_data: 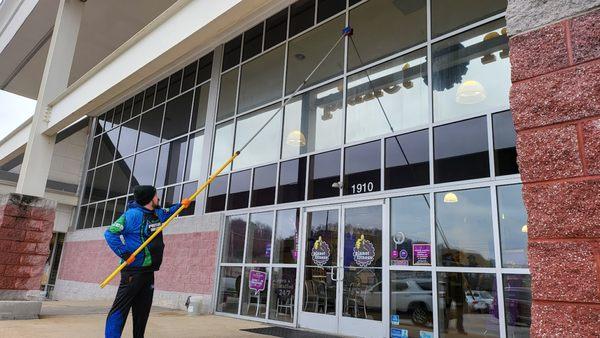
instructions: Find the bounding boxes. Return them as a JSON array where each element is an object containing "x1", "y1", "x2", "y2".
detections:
[{"x1": 298, "y1": 201, "x2": 387, "y2": 337}]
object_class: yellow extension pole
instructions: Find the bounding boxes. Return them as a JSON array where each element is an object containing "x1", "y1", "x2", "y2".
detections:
[{"x1": 99, "y1": 151, "x2": 240, "y2": 288}]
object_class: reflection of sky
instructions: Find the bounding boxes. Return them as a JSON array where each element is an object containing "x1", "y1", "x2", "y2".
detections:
[
  {"x1": 497, "y1": 184, "x2": 528, "y2": 267},
  {"x1": 133, "y1": 148, "x2": 158, "y2": 186},
  {"x1": 211, "y1": 122, "x2": 234, "y2": 173},
  {"x1": 275, "y1": 209, "x2": 298, "y2": 241},
  {"x1": 234, "y1": 105, "x2": 281, "y2": 170},
  {"x1": 391, "y1": 195, "x2": 430, "y2": 243},
  {"x1": 187, "y1": 133, "x2": 204, "y2": 179},
  {"x1": 345, "y1": 206, "x2": 382, "y2": 233}
]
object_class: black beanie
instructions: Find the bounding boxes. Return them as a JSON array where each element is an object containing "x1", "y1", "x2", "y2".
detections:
[{"x1": 134, "y1": 185, "x2": 156, "y2": 206}]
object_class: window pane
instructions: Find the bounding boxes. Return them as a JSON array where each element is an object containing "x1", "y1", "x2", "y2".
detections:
[
  {"x1": 289, "y1": 0, "x2": 315, "y2": 37},
  {"x1": 181, "y1": 61, "x2": 198, "y2": 92},
  {"x1": 117, "y1": 117, "x2": 139, "y2": 158},
  {"x1": 390, "y1": 271, "x2": 433, "y2": 336},
  {"x1": 435, "y1": 188, "x2": 495, "y2": 267},
  {"x1": 385, "y1": 129, "x2": 429, "y2": 189},
  {"x1": 238, "y1": 46, "x2": 284, "y2": 113},
  {"x1": 168, "y1": 70, "x2": 183, "y2": 99},
  {"x1": 278, "y1": 157, "x2": 306, "y2": 203},
  {"x1": 89, "y1": 136, "x2": 100, "y2": 169},
  {"x1": 434, "y1": 117, "x2": 489, "y2": 183},
  {"x1": 233, "y1": 104, "x2": 281, "y2": 170},
  {"x1": 98, "y1": 112, "x2": 109, "y2": 132},
  {"x1": 503, "y1": 274, "x2": 532, "y2": 336},
  {"x1": 317, "y1": 0, "x2": 345, "y2": 22},
  {"x1": 240, "y1": 266, "x2": 269, "y2": 318},
  {"x1": 245, "y1": 212, "x2": 274, "y2": 264},
  {"x1": 348, "y1": 0, "x2": 426, "y2": 69},
  {"x1": 390, "y1": 195, "x2": 431, "y2": 266},
  {"x1": 433, "y1": 19, "x2": 510, "y2": 121},
  {"x1": 98, "y1": 128, "x2": 119, "y2": 164},
  {"x1": 216, "y1": 266, "x2": 242, "y2": 313},
  {"x1": 138, "y1": 105, "x2": 164, "y2": 151},
  {"x1": 77, "y1": 206, "x2": 87, "y2": 229},
  {"x1": 493, "y1": 111, "x2": 518, "y2": 175},
  {"x1": 282, "y1": 80, "x2": 343, "y2": 158},
  {"x1": 217, "y1": 68, "x2": 239, "y2": 121},
  {"x1": 206, "y1": 175, "x2": 228, "y2": 212},
  {"x1": 273, "y1": 209, "x2": 299, "y2": 264},
  {"x1": 83, "y1": 170, "x2": 94, "y2": 204},
  {"x1": 104, "y1": 109, "x2": 114, "y2": 131},
  {"x1": 163, "y1": 185, "x2": 182, "y2": 208},
  {"x1": 242, "y1": 23, "x2": 264, "y2": 61},
  {"x1": 132, "y1": 92, "x2": 144, "y2": 117},
  {"x1": 122, "y1": 98, "x2": 133, "y2": 120},
  {"x1": 155, "y1": 136, "x2": 187, "y2": 187},
  {"x1": 155, "y1": 77, "x2": 169, "y2": 105},
  {"x1": 163, "y1": 91, "x2": 193, "y2": 141},
  {"x1": 498, "y1": 184, "x2": 528, "y2": 268},
  {"x1": 308, "y1": 149, "x2": 340, "y2": 200},
  {"x1": 103, "y1": 199, "x2": 116, "y2": 225},
  {"x1": 184, "y1": 132, "x2": 204, "y2": 180},
  {"x1": 114, "y1": 197, "x2": 126, "y2": 220},
  {"x1": 130, "y1": 148, "x2": 158, "y2": 191},
  {"x1": 222, "y1": 35, "x2": 242, "y2": 71},
  {"x1": 109, "y1": 157, "x2": 133, "y2": 198},
  {"x1": 264, "y1": 9, "x2": 288, "y2": 49},
  {"x1": 112, "y1": 104, "x2": 124, "y2": 126},
  {"x1": 179, "y1": 181, "x2": 197, "y2": 216},
  {"x1": 286, "y1": 15, "x2": 344, "y2": 94},
  {"x1": 228, "y1": 170, "x2": 251, "y2": 210},
  {"x1": 222, "y1": 215, "x2": 247, "y2": 263},
  {"x1": 344, "y1": 141, "x2": 380, "y2": 195},
  {"x1": 191, "y1": 83, "x2": 210, "y2": 130},
  {"x1": 84, "y1": 204, "x2": 96, "y2": 229},
  {"x1": 437, "y1": 272, "x2": 499, "y2": 337},
  {"x1": 211, "y1": 121, "x2": 234, "y2": 174},
  {"x1": 347, "y1": 49, "x2": 428, "y2": 143},
  {"x1": 432, "y1": 0, "x2": 507, "y2": 38},
  {"x1": 91, "y1": 164, "x2": 111, "y2": 202},
  {"x1": 268, "y1": 267, "x2": 296, "y2": 322},
  {"x1": 93, "y1": 202, "x2": 105, "y2": 228},
  {"x1": 251, "y1": 164, "x2": 277, "y2": 207},
  {"x1": 142, "y1": 85, "x2": 156, "y2": 111},
  {"x1": 197, "y1": 52, "x2": 213, "y2": 84}
]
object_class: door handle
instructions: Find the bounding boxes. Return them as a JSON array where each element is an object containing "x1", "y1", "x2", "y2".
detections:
[
  {"x1": 330, "y1": 266, "x2": 339, "y2": 281},
  {"x1": 330, "y1": 266, "x2": 344, "y2": 282}
]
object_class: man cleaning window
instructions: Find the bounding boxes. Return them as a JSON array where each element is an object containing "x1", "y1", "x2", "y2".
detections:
[{"x1": 103, "y1": 185, "x2": 190, "y2": 338}]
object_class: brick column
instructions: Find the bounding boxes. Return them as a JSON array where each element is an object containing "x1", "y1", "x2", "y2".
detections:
[
  {"x1": 508, "y1": 8, "x2": 600, "y2": 336},
  {"x1": 0, "y1": 193, "x2": 56, "y2": 301}
]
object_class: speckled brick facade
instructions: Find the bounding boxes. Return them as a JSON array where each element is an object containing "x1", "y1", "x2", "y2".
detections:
[{"x1": 508, "y1": 7, "x2": 600, "y2": 337}]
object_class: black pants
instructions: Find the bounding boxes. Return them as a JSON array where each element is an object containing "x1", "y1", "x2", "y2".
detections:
[{"x1": 105, "y1": 271, "x2": 154, "y2": 338}]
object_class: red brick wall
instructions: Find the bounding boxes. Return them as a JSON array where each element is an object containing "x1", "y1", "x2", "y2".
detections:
[
  {"x1": 509, "y1": 9, "x2": 600, "y2": 336},
  {"x1": 58, "y1": 231, "x2": 219, "y2": 294}
]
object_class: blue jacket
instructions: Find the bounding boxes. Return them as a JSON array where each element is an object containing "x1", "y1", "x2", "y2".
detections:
[{"x1": 104, "y1": 201, "x2": 180, "y2": 272}]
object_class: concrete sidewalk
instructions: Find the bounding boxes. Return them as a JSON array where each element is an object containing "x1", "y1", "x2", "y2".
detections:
[{"x1": 0, "y1": 300, "x2": 269, "y2": 338}]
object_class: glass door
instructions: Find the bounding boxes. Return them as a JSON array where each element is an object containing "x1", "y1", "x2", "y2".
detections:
[{"x1": 298, "y1": 201, "x2": 386, "y2": 337}]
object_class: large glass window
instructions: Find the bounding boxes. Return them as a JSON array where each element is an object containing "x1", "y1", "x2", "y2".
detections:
[
  {"x1": 289, "y1": 0, "x2": 315, "y2": 37},
  {"x1": 233, "y1": 104, "x2": 281, "y2": 170},
  {"x1": 90, "y1": 164, "x2": 111, "y2": 203},
  {"x1": 268, "y1": 267, "x2": 296, "y2": 322},
  {"x1": 242, "y1": 23, "x2": 264, "y2": 62},
  {"x1": 138, "y1": 105, "x2": 164, "y2": 151},
  {"x1": 222, "y1": 215, "x2": 247, "y2": 263},
  {"x1": 317, "y1": 0, "x2": 345, "y2": 22},
  {"x1": 181, "y1": 61, "x2": 198, "y2": 92},
  {"x1": 238, "y1": 46, "x2": 285, "y2": 113},
  {"x1": 206, "y1": 175, "x2": 228, "y2": 213},
  {"x1": 155, "y1": 136, "x2": 187, "y2": 187},
  {"x1": 117, "y1": 117, "x2": 139, "y2": 158},
  {"x1": 432, "y1": 0, "x2": 507, "y2": 38},
  {"x1": 216, "y1": 266, "x2": 242, "y2": 314},
  {"x1": 184, "y1": 132, "x2": 203, "y2": 180},
  {"x1": 245, "y1": 212, "x2": 274, "y2": 264},
  {"x1": 228, "y1": 170, "x2": 251, "y2": 210},
  {"x1": 385, "y1": 129, "x2": 429, "y2": 189},
  {"x1": 278, "y1": 157, "x2": 306, "y2": 203},
  {"x1": 155, "y1": 78, "x2": 168, "y2": 105},
  {"x1": 265, "y1": 9, "x2": 288, "y2": 49},
  {"x1": 108, "y1": 157, "x2": 133, "y2": 198},
  {"x1": 217, "y1": 68, "x2": 239, "y2": 121},
  {"x1": 390, "y1": 195, "x2": 431, "y2": 267},
  {"x1": 282, "y1": 80, "x2": 343, "y2": 158},
  {"x1": 344, "y1": 141, "x2": 381, "y2": 195},
  {"x1": 435, "y1": 188, "x2": 495, "y2": 267},
  {"x1": 346, "y1": 49, "x2": 428, "y2": 143},
  {"x1": 433, "y1": 19, "x2": 509, "y2": 121},
  {"x1": 191, "y1": 83, "x2": 210, "y2": 130},
  {"x1": 273, "y1": 209, "x2": 299, "y2": 264},
  {"x1": 240, "y1": 266, "x2": 269, "y2": 318},
  {"x1": 130, "y1": 148, "x2": 158, "y2": 191},
  {"x1": 222, "y1": 35, "x2": 242, "y2": 71},
  {"x1": 503, "y1": 274, "x2": 532, "y2": 336},
  {"x1": 390, "y1": 271, "x2": 433, "y2": 337},
  {"x1": 348, "y1": 0, "x2": 426, "y2": 70},
  {"x1": 142, "y1": 85, "x2": 156, "y2": 111},
  {"x1": 251, "y1": 164, "x2": 277, "y2": 207},
  {"x1": 211, "y1": 121, "x2": 234, "y2": 174},
  {"x1": 497, "y1": 184, "x2": 528, "y2": 268},
  {"x1": 493, "y1": 111, "x2": 518, "y2": 176},
  {"x1": 308, "y1": 150, "x2": 340, "y2": 200},
  {"x1": 163, "y1": 91, "x2": 193, "y2": 141}
]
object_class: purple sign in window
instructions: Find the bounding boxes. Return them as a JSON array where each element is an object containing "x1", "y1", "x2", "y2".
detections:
[
  {"x1": 413, "y1": 244, "x2": 431, "y2": 266},
  {"x1": 248, "y1": 270, "x2": 267, "y2": 292}
]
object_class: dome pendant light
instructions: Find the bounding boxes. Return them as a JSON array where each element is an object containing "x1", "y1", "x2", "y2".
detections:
[
  {"x1": 456, "y1": 80, "x2": 486, "y2": 104},
  {"x1": 443, "y1": 192, "x2": 458, "y2": 203},
  {"x1": 286, "y1": 130, "x2": 306, "y2": 146}
]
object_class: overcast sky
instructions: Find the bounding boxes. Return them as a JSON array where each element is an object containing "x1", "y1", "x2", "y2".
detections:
[{"x1": 0, "y1": 89, "x2": 36, "y2": 140}]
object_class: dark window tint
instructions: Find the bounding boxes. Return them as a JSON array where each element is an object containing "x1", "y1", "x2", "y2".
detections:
[
  {"x1": 264, "y1": 9, "x2": 288, "y2": 49},
  {"x1": 114, "y1": 197, "x2": 126, "y2": 219},
  {"x1": 493, "y1": 111, "x2": 518, "y2": 175},
  {"x1": 132, "y1": 92, "x2": 144, "y2": 117},
  {"x1": 317, "y1": 0, "x2": 345, "y2": 22},
  {"x1": 95, "y1": 119, "x2": 103, "y2": 136},
  {"x1": 503, "y1": 274, "x2": 532, "y2": 335},
  {"x1": 103, "y1": 200, "x2": 116, "y2": 225},
  {"x1": 181, "y1": 61, "x2": 198, "y2": 92},
  {"x1": 251, "y1": 164, "x2": 277, "y2": 207},
  {"x1": 197, "y1": 52, "x2": 213, "y2": 83},
  {"x1": 143, "y1": 85, "x2": 156, "y2": 111},
  {"x1": 130, "y1": 148, "x2": 158, "y2": 191},
  {"x1": 385, "y1": 129, "x2": 429, "y2": 189},
  {"x1": 308, "y1": 150, "x2": 340, "y2": 199},
  {"x1": 432, "y1": 0, "x2": 507, "y2": 38},
  {"x1": 89, "y1": 137, "x2": 101, "y2": 169},
  {"x1": 344, "y1": 141, "x2": 380, "y2": 195},
  {"x1": 137, "y1": 105, "x2": 164, "y2": 150},
  {"x1": 228, "y1": 170, "x2": 251, "y2": 210},
  {"x1": 222, "y1": 216, "x2": 247, "y2": 263},
  {"x1": 104, "y1": 109, "x2": 114, "y2": 130},
  {"x1": 84, "y1": 204, "x2": 96, "y2": 229},
  {"x1": 112, "y1": 104, "x2": 124, "y2": 126},
  {"x1": 97, "y1": 113, "x2": 108, "y2": 132},
  {"x1": 216, "y1": 68, "x2": 238, "y2": 121},
  {"x1": 99, "y1": 128, "x2": 119, "y2": 164},
  {"x1": 163, "y1": 91, "x2": 193, "y2": 141},
  {"x1": 290, "y1": 0, "x2": 315, "y2": 37},
  {"x1": 434, "y1": 117, "x2": 489, "y2": 183},
  {"x1": 155, "y1": 77, "x2": 169, "y2": 105},
  {"x1": 222, "y1": 35, "x2": 242, "y2": 71},
  {"x1": 91, "y1": 165, "x2": 111, "y2": 202},
  {"x1": 191, "y1": 83, "x2": 209, "y2": 130},
  {"x1": 109, "y1": 157, "x2": 133, "y2": 198},
  {"x1": 242, "y1": 23, "x2": 264, "y2": 61},
  {"x1": 179, "y1": 181, "x2": 198, "y2": 216},
  {"x1": 83, "y1": 170, "x2": 94, "y2": 204},
  {"x1": 94, "y1": 202, "x2": 105, "y2": 228},
  {"x1": 117, "y1": 117, "x2": 139, "y2": 157},
  {"x1": 278, "y1": 157, "x2": 306, "y2": 203},
  {"x1": 155, "y1": 137, "x2": 187, "y2": 187},
  {"x1": 168, "y1": 70, "x2": 183, "y2": 99},
  {"x1": 349, "y1": 0, "x2": 360, "y2": 6},
  {"x1": 122, "y1": 99, "x2": 133, "y2": 120},
  {"x1": 163, "y1": 185, "x2": 182, "y2": 208},
  {"x1": 77, "y1": 206, "x2": 87, "y2": 229},
  {"x1": 206, "y1": 175, "x2": 228, "y2": 212}
]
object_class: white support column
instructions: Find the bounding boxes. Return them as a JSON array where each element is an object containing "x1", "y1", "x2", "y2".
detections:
[{"x1": 16, "y1": 0, "x2": 84, "y2": 197}]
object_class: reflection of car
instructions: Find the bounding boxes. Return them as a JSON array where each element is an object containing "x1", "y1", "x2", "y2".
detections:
[
  {"x1": 362, "y1": 279, "x2": 433, "y2": 325},
  {"x1": 465, "y1": 290, "x2": 494, "y2": 312},
  {"x1": 504, "y1": 287, "x2": 532, "y2": 326}
]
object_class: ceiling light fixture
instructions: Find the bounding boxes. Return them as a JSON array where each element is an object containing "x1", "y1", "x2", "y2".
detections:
[
  {"x1": 456, "y1": 80, "x2": 486, "y2": 104},
  {"x1": 443, "y1": 192, "x2": 458, "y2": 203},
  {"x1": 286, "y1": 130, "x2": 306, "y2": 146}
]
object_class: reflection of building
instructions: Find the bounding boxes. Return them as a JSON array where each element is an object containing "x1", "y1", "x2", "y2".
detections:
[{"x1": 0, "y1": 0, "x2": 598, "y2": 336}]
